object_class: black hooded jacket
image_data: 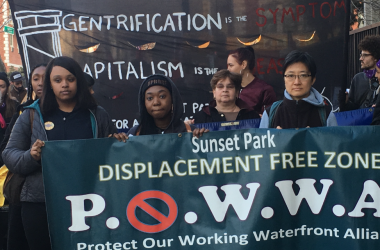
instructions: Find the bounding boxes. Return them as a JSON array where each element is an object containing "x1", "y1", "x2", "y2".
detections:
[{"x1": 128, "y1": 74, "x2": 192, "y2": 135}]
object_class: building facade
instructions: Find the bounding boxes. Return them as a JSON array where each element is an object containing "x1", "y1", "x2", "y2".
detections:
[{"x1": 0, "y1": 1, "x2": 22, "y2": 73}]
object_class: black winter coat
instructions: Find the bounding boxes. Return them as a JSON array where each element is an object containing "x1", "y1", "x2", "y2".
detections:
[
  {"x1": 193, "y1": 99, "x2": 260, "y2": 124},
  {"x1": 2, "y1": 101, "x2": 116, "y2": 202}
]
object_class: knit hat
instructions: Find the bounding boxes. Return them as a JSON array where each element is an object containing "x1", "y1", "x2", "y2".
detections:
[
  {"x1": 0, "y1": 72, "x2": 9, "y2": 86},
  {"x1": 141, "y1": 75, "x2": 172, "y2": 95}
]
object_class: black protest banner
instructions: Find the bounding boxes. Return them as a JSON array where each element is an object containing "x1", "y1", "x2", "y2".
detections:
[
  {"x1": 9, "y1": 0, "x2": 349, "y2": 129},
  {"x1": 42, "y1": 126, "x2": 380, "y2": 250}
]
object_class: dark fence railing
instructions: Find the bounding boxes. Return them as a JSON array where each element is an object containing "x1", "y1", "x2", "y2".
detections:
[{"x1": 347, "y1": 22, "x2": 380, "y2": 87}]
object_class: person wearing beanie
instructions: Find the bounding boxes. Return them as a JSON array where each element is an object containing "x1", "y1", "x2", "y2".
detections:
[
  {"x1": 128, "y1": 74, "x2": 193, "y2": 135},
  {"x1": 9, "y1": 71, "x2": 27, "y2": 103}
]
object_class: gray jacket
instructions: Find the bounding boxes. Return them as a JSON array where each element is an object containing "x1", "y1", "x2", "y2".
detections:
[{"x1": 2, "y1": 100, "x2": 116, "y2": 202}]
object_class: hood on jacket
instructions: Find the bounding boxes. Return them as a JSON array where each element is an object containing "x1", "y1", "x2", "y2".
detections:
[
  {"x1": 284, "y1": 87, "x2": 325, "y2": 107},
  {"x1": 138, "y1": 74, "x2": 184, "y2": 135}
]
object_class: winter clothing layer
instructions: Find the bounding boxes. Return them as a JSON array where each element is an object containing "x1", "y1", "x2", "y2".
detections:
[
  {"x1": 43, "y1": 107, "x2": 93, "y2": 140},
  {"x1": 193, "y1": 99, "x2": 260, "y2": 123},
  {"x1": 239, "y1": 77, "x2": 277, "y2": 114},
  {"x1": 128, "y1": 74, "x2": 193, "y2": 135},
  {"x1": 260, "y1": 88, "x2": 337, "y2": 128},
  {"x1": 10, "y1": 87, "x2": 27, "y2": 103},
  {"x1": 343, "y1": 72, "x2": 378, "y2": 111},
  {"x1": 2, "y1": 100, "x2": 116, "y2": 202},
  {"x1": 0, "y1": 99, "x2": 19, "y2": 144},
  {"x1": 0, "y1": 99, "x2": 33, "y2": 165},
  {"x1": 371, "y1": 93, "x2": 380, "y2": 125}
]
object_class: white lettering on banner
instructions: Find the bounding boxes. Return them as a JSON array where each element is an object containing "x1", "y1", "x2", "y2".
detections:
[
  {"x1": 198, "y1": 183, "x2": 260, "y2": 222},
  {"x1": 343, "y1": 228, "x2": 380, "y2": 239},
  {"x1": 177, "y1": 233, "x2": 249, "y2": 246},
  {"x1": 243, "y1": 131, "x2": 276, "y2": 149},
  {"x1": 142, "y1": 238, "x2": 174, "y2": 248},
  {"x1": 275, "y1": 179, "x2": 334, "y2": 215},
  {"x1": 192, "y1": 135, "x2": 241, "y2": 153},
  {"x1": 65, "y1": 179, "x2": 380, "y2": 235},
  {"x1": 348, "y1": 180, "x2": 380, "y2": 217},
  {"x1": 325, "y1": 152, "x2": 380, "y2": 169},
  {"x1": 62, "y1": 12, "x2": 222, "y2": 33},
  {"x1": 76, "y1": 240, "x2": 138, "y2": 250},
  {"x1": 252, "y1": 225, "x2": 340, "y2": 241},
  {"x1": 99, "y1": 165, "x2": 114, "y2": 181},
  {"x1": 66, "y1": 194, "x2": 106, "y2": 232},
  {"x1": 84, "y1": 61, "x2": 184, "y2": 80}
]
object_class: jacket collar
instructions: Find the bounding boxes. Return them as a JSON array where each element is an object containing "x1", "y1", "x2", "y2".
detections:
[{"x1": 202, "y1": 98, "x2": 253, "y2": 115}]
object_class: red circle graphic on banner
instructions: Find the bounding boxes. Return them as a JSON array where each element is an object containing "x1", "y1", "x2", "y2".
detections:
[{"x1": 126, "y1": 190, "x2": 178, "y2": 233}]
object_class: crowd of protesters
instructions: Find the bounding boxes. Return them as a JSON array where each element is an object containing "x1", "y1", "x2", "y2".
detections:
[{"x1": 0, "y1": 34, "x2": 379, "y2": 250}]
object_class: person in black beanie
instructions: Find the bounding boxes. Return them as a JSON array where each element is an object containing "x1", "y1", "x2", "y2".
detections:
[{"x1": 128, "y1": 74, "x2": 193, "y2": 135}]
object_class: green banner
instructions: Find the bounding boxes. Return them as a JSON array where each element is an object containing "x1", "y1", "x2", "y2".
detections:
[{"x1": 42, "y1": 127, "x2": 380, "y2": 250}]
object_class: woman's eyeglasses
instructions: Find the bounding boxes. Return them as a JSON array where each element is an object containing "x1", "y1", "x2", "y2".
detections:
[{"x1": 284, "y1": 74, "x2": 312, "y2": 81}]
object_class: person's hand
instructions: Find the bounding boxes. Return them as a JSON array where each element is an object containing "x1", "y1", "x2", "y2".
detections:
[
  {"x1": 276, "y1": 126, "x2": 282, "y2": 129},
  {"x1": 184, "y1": 119, "x2": 194, "y2": 125},
  {"x1": 193, "y1": 128, "x2": 209, "y2": 138},
  {"x1": 109, "y1": 133, "x2": 128, "y2": 142},
  {"x1": 30, "y1": 139, "x2": 45, "y2": 161},
  {"x1": 372, "y1": 104, "x2": 376, "y2": 107}
]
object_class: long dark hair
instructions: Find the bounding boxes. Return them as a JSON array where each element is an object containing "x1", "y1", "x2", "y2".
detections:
[
  {"x1": 27, "y1": 63, "x2": 47, "y2": 101},
  {"x1": 40, "y1": 56, "x2": 97, "y2": 114}
]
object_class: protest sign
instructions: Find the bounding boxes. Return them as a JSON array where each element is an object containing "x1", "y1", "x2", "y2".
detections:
[
  {"x1": 9, "y1": 0, "x2": 349, "y2": 128},
  {"x1": 42, "y1": 126, "x2": 380, "y2": 250}
]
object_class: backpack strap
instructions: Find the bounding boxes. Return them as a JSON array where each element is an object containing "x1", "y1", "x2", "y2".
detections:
[
  {"x1": 318, "y1": 100, "x2": 332, "y2": 126},
  {"x1": 268, "y1": 100, "x2": 283, "y2": 128}
]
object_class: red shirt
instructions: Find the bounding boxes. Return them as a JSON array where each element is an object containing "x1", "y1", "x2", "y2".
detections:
[{"x1": 239, "y1": 77, "x2": 277, "y2": 114}]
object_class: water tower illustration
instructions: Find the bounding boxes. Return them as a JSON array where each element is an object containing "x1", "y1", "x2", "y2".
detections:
[{"x1": 14, "y1": 10, "x2": 62, "y2": 75}]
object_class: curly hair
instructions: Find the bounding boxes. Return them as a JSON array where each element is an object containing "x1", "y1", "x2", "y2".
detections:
[{"x1": 358, "y1": 35, "x2": 380, "y2": 61}]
